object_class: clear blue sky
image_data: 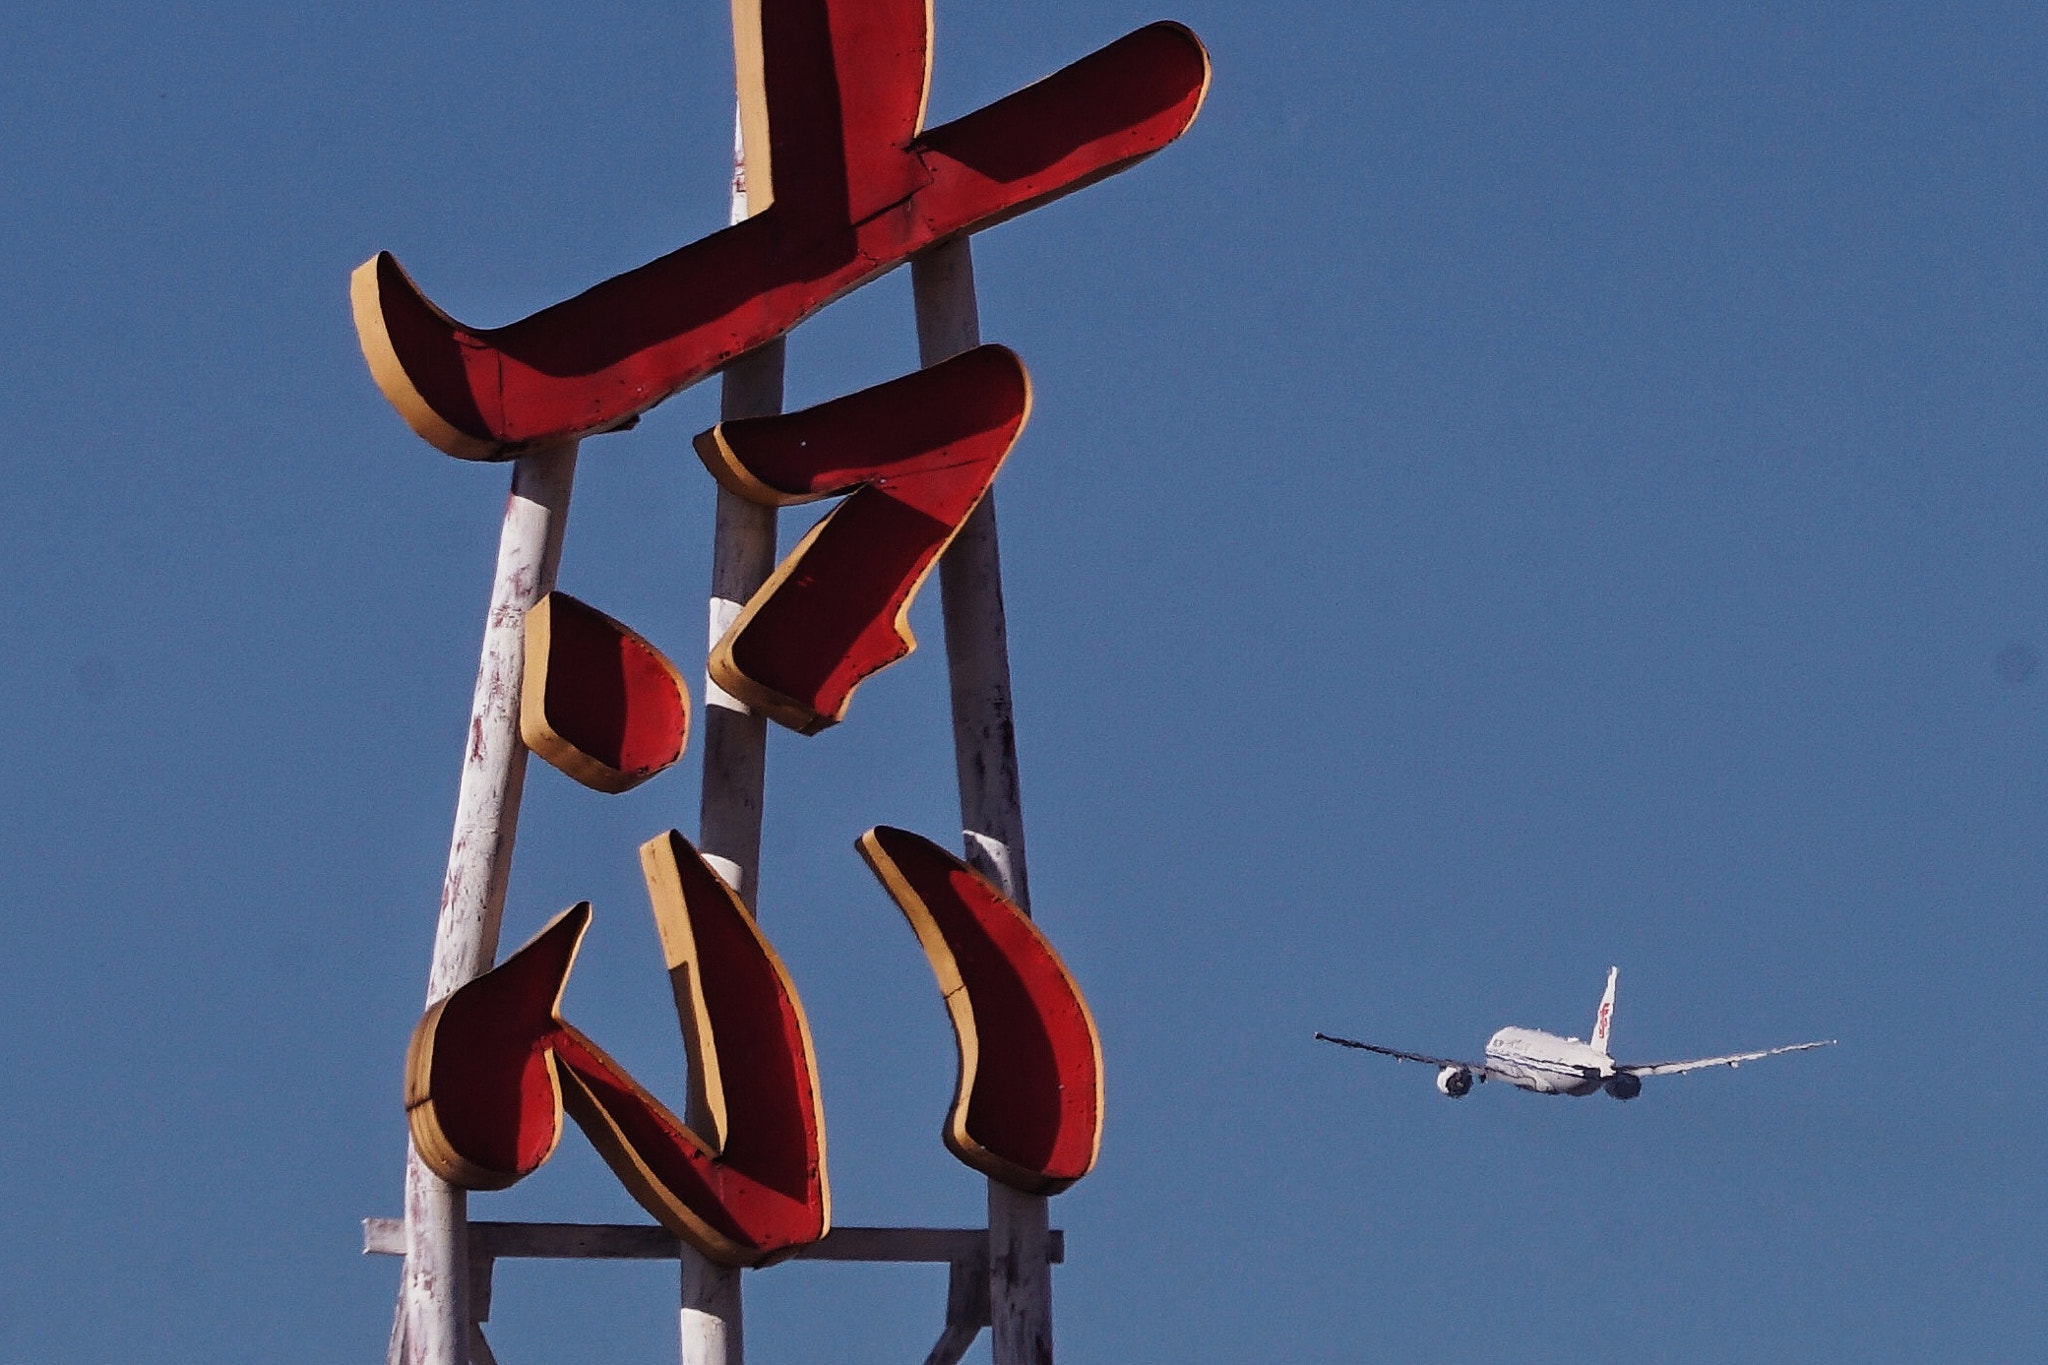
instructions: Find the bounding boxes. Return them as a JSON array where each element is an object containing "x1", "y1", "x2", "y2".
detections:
[{"x1": 4, "y1": 3, "x2": 2045, "y2": 1362}]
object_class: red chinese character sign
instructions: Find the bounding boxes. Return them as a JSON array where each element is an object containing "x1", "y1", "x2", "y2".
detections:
[
  {"x1": 355, "y1": 2, "x2": 1208, "y2": 1361},
  {"x1": 406, "y1": 823, "x2": 1109, "y2": 1260},
  {"x1": 696, "y1": 345, "x2": 1030, "y2": 732},
  {"x1": 407, "y1": 832, "x2": 827, "y2": 1266},
  {"x1": 352, "y1": 4, "x2": 1208, "y2": 460}
]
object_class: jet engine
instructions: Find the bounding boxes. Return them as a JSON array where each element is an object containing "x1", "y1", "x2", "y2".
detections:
[
  {"x1": 1603, "y1": 1073, "x2": 1642, "y2": 1101},
  {"x1": 1436, "y1": 1065, "x2": 1474, "y2": 1098}
]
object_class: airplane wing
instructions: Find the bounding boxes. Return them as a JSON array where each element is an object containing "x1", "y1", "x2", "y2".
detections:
[
  {"x1": 1617, "y1": 1039, "x2": 1835, "y2": 1077},
  {"x1": 1314, "y1": 1032, "x2": 1490, "y2": 1076}
]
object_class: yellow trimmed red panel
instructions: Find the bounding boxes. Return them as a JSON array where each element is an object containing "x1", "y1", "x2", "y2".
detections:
[
  {"x1": 694, "y1": 346, "x2": 1029, "y2": 733},
  {"x1": 405, "y1": 832, "x2": 828, "y2": 1266},
  {"x1": 521, "y1": 592, "x2": 689, "y2": 793},
  {"x1": 351, "y1": 5, "x2": 1208, "y2": 459},
  {"x1": 856, "y1": 826, "x2": 1102, "y2": 1194}
]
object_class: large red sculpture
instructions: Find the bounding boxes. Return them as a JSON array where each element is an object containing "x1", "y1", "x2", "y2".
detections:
[
  {"x1": 406, "y1": 832, "x2": 828, "y2": 1266},
  {"x1": 695, "y1": 345, "x2": 1030, "y2": 733},
  {"x1": 375, "y1": 1, "x2": 1208, "y2": 1358},
  {"x1": 858, "y1": 826, "x2": 1102, "y2": 1194},
  {"x1": 352, "y1": 4, "x2": 1209, "y2": 459}
]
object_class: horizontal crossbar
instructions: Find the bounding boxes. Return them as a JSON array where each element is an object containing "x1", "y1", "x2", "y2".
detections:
[{"x1": 361, "y1": 1219, "x2": 1062, "y2": 1265}]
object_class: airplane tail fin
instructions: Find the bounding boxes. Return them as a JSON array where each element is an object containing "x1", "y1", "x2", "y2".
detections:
[{"x1": 1590, "y1": 966, "x2": 1618, "y2": 1055}]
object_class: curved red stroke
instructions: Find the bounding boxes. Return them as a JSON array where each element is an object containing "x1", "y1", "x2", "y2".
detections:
[
  {"x1": 856, "y1": 826, "x2": 1102, "y2": 1194},
  {"x1": 693, "y1": 345, "x2": 1029, "y2": 733},
  {"x1": 352, "y1": 9, "x2": 1208, "y2": 458},
  {"x1": 405, "y1": 832, "x2": 828, "y2": 1266}
]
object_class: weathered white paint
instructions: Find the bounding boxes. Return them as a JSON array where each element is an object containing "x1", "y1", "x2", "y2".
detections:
[
  {"x1": 681, "y1": 1265, "x2": 742, "y2": 1365},
  {"x1": 386, "y1": 1292, "x2": 406, "y2": 1365},
  {"x1": 695, "y1": 110, "x2": 782, "y2": 914},
  {"x1": 912, "y1": 237, "x2": 1054, "y2": 1365},
  {"x1": 985, "y1": 1183, "x2": 1054, "y2": 1365},
  {"x1": 397, "y1": 442, "x2": 579, "y2": 1365},
  {"x1": 699, "y1": 852, "x2": 747, "y2": 893},
  {"x1": 679, "y1": 108, "x2": 783, "y2": 1365},
  {"x1": 703, "y1": 597, "x2": 751, "y2": 712},
  {"x1": 695, "y1": 478, "x2": 776, "y2": 911},
  {"x1": 427, "y1": 445, "x2": 580, "y2": 989},
  {"x1": 961, "y1": 831, "x2": 1020, "y2": 905}
]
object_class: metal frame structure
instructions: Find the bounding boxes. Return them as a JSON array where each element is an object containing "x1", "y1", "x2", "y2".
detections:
[
  {"x1": 365, "y1": 7, "x2": 1208, "y2": 1362},
  {"x1": 377, "y1": 126, "x2": 1057, "y2": 1365},
  {"x1": 366, "y1": 1220, "x2": 1064, "y2": 1365}
]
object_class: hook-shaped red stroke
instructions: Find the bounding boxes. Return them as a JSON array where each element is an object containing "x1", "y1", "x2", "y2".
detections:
[
  {"x1": 857, "y1": 825, "x2": 1102, "y2": 1194},
  {"x1": 352, "y1": 3, "x2": 1208, "y2": 458},
  {"x1": 406, "y1": 831, "x2": 828, "y2": 1266}
]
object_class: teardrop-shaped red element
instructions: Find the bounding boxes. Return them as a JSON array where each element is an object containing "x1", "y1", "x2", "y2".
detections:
[
  {"x1": 521, "y1": 592, "x2": 689, "y2": 793},
  {"x1": 349, "y1": 14, "x2": 1209, "y2": 460}
]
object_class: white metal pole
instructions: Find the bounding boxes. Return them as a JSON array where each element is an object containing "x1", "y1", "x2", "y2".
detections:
[
  {"x1": 912, "y1": 236, "x2": 1054, "y2": 1365},
  {"x1": 697, "y1": 351, "x2": 782, "y2": 907},
  {"x1": 397, "y1": 442, "x2": 580, "y2": 1365},
  {"x1": 681, "y1": 108, "x2": 784, "y2": 1365}
]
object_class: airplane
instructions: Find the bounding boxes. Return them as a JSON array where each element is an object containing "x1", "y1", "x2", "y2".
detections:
[{"x1": 1315, "y1": 967, "x2": 1833, "y2": 1100}]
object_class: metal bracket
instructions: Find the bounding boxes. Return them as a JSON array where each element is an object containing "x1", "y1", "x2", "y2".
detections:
[{"x1": 366, "y1": 1219, "x2": 1063, "y2": 1365}]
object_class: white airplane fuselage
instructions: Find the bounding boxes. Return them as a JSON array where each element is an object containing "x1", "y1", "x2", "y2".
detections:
[
  {"x1": 1483, "y1": 1026, "x2": 1614, "y2": 1096},
  {"x1": 1315, "y1": 966, "x2": 1832, "y2": 1100}
]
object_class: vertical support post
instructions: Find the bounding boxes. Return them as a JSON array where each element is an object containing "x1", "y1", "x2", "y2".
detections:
[
  {"x1": 397, "y1": 443, "x2": 580, "y2": 1365},
  {"x1": 679, "y1": 1258, "x2": 743, "y2": 1365},
  {"x1": 697, "y1": 339, "x2": 783, "y2": 905},
  {"x1": 913, "y1": 236, "x2": 1054, "y2": 1365},
  {"x1": 682, "y1": 107, "x2": 783, "y2": 1365}
]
